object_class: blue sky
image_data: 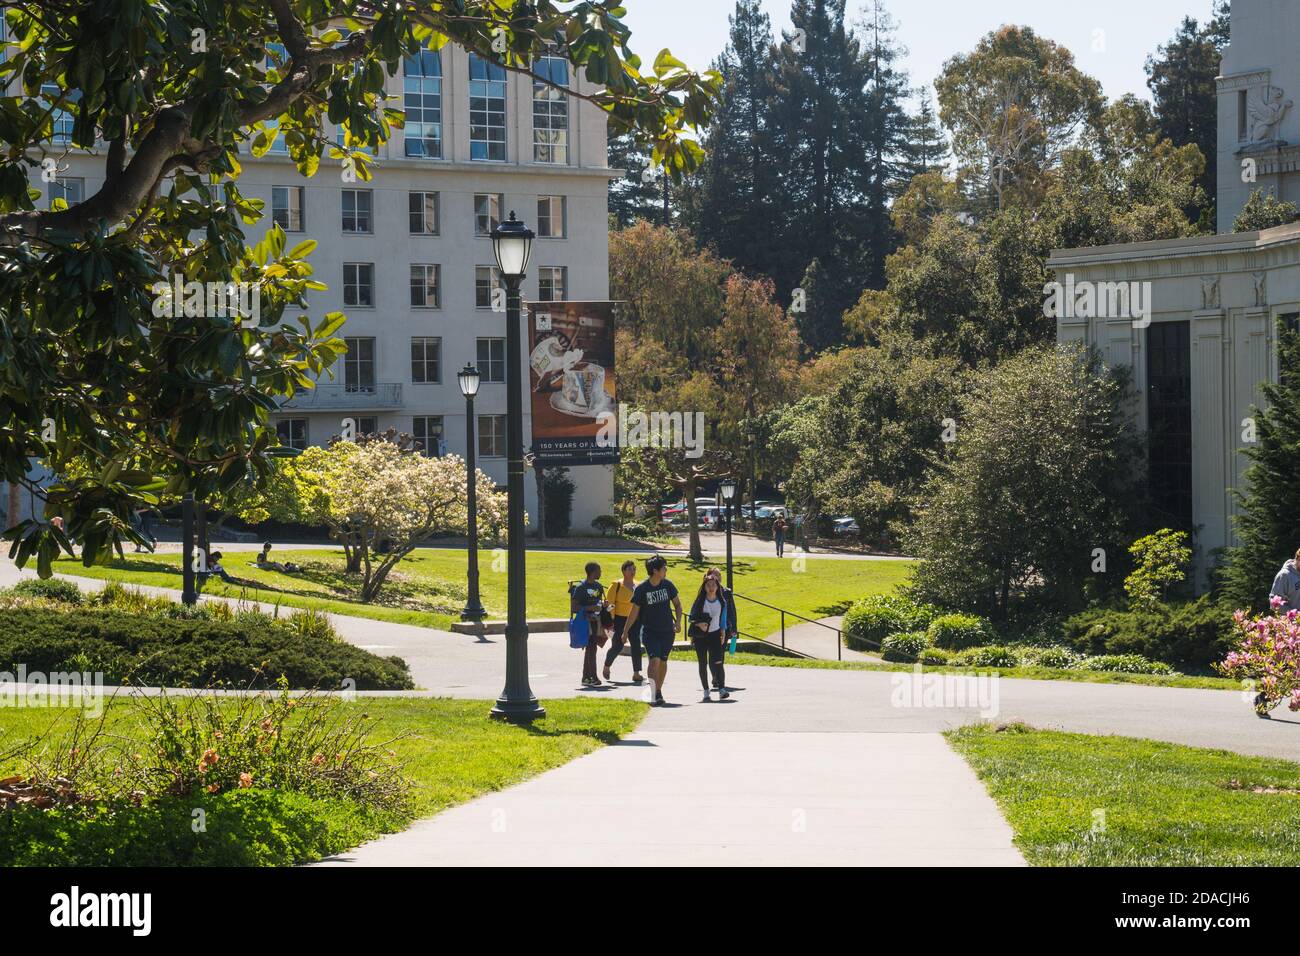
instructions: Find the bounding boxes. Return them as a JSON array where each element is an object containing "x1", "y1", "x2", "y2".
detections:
[{"x1": 622, "y1": 0, "x2": 1225, "y2": 106}]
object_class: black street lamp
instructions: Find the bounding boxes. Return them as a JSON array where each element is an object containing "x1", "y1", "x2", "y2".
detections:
[
  {"x1": 458, "y1": 364, "x2": 487, "y2": 623},
  {"x1": 489, "y1": 212, "x2": 545, "y2": 723},
  {"x1": 719, "y1": 478, "x2": 737, "y2": 592}
]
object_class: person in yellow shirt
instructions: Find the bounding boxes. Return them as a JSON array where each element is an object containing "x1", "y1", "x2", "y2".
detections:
[{"x1": 602, "y1": 559, "x2": 644, "y2": 684}]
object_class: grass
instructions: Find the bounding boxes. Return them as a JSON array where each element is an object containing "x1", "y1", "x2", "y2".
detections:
[
  {"x1": 666, "y1": 650, "x2": 1240, "y2": 691},
  {"x1": 947, "y1": 723, "x2": 1300, "y2": 865},
  {"x1": 0, "y1": 695, "x2": 647, "y2": 866},
  {"x1": 53, "y1": 548, "x2": 910, "y2": 636}
]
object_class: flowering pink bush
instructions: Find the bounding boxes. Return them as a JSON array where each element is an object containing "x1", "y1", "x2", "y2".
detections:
[{"x1": 1217, "y1": 596, "x2": 1300, "y2": 715}]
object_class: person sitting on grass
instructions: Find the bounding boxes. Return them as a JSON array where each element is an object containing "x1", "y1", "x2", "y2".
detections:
[
  {"x1": 196, "y1": 551, "x2": 237, "y2": 591},
  {"x1": 256, "y1": 542, "x2": 302, "y2": 574}
]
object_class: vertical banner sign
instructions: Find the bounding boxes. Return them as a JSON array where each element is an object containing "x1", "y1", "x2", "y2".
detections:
[{"x1": 526, "y1": 300, "x2": 620, "y2": 466}]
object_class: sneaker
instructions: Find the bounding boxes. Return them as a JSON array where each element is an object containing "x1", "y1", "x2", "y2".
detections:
[
  {"x1": 701, "y1": 691, "x2": 712, "y2": 703},
  {"x1": 719, "y1": 689, "x2": 730, "y2": 700},
  {"x1": 632, "y1": 673, "x2": 644, "y2": 685},
  {"x1": 655, "y1": 693, "x2": 666, "y2": 706},
  {"x1": 602, "y1": 665, "x2": 612, "y2": 681}
]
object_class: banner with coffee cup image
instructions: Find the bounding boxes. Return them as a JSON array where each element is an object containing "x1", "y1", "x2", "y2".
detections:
[{"x1": 527, "y1": 300, "x2": 620, "y2": 467}]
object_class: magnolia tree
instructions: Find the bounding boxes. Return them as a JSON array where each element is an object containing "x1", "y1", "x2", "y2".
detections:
[
  {"x1": 1218, "y1": 598, "x2": 1300, "y2": 717},
  {"x1": 271, "y1": 437, "x2": 506, "y2": 603}
]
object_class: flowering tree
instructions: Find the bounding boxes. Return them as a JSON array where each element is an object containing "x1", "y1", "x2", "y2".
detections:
[
  {"x1": 275, "y1": 436, "x2": 507, "y2": 604},
  {"x1": 1218, "y1": 597, "x2": 1300, "y2": 716}
]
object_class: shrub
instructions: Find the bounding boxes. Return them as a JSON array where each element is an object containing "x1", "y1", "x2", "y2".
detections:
[
  {"x1": 1125, "y1": 529, "x2": 1192, "y2": 607},
  {"x1": 1062, "y1": 595, "x2": 1235, "y2": 667},
  {"x1": 1218, "y1": 602, "x2": 1300, "y2": 714},
  {"x1": 926, "y1": 613, "x2": 996, "y2": 650},
  {"x1": 0, "y1": 608, "x2": 413, "y2": 689},
  {"x1": 621, "y1": 522, "x2": 650, "y2": 539},
  {"x1": 1016, "y1": 646, "x2": 1079, "y2": 669},
  {"x1": 282, "y1": 608, "x2": 339, "y2": 643},
  {"x1": 843, "y1": 595, "x2": 940, "y2": 652},
  {"x1": 951, "y1": 645, "x2": 1019, "y2": 668},
  {"x1": 11, "y1": 578, "x2": 83, "y2": 605},
  {"x1": 592, "y1": 515, "x2": 620, "y2": 537},
  {"x1": 881, "y1": 631, "x2": 930, "y2": 662},
  {"x1": 917, "y1": 646, "x2": 952, "y2": 665},
  {"x1": 1073, "y1": 654, "x2": 1174, "y2": 676}
]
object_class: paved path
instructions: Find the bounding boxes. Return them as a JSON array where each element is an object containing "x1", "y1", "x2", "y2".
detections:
[
  {"x1": 760, "y1": 614, "x2": 878, "y2": 662},
  {"x1": 6, "y1": 558, "x2": 1297, "y2": 866}
]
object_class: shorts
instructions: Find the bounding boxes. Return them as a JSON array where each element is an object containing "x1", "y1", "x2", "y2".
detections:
[{"x1": 641, "y1": 630, "x2": 675, "y2": 661}]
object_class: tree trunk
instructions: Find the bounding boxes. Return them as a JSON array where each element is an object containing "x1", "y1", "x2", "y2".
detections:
[{"x1": 684, "y1": 477, "x2": 702, "y2": 562}]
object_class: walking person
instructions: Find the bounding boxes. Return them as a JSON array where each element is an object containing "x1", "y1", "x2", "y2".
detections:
[
  {"x1": 623, "y1": 555, "x2": 682, "y2": 706},
  {"x1": 571, "y1": 561, "x2": 607, "y2": 687},
  {"x1": 602, "y1": 559, "x2": 644, "y2": 684},
  {"x1": 1270, "y1": 548, "x2": 1300, "y2": 613},
  {"x1": 773, "y1": 515, "x2": 787, "y2": 558},
  {"x1": 689, "y1": 568, "x2": 737, "y2": 701}
]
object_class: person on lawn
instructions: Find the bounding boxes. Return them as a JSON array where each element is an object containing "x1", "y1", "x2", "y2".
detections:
[
  {"x1": 773, "y1": 516, "x2": 787, "y2": 558},
  {"x1": 257, "y1": 542, "x2": 302, "y2": 574},
  {"x1": 571, "y1": 561, "x2": 607, "y2": 687},
  {"x1": 689, "y1": 568, "x2": 737, "y2": 701},
  {"x1": 1270, "y1": 548, "x2": 1300, "y2": 613},
  {"x1": 196, "y1": 551, "x2": 237, "y2": 592},
  {"x1": 623, "y1": 555, "x2": 682, "y2": 706},
  {"x1": 603, "y1": 559, "x2": 644, "y2": 684}
]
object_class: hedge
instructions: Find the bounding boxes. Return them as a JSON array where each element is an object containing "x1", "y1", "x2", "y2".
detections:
[
  {"x1": 0, "y1": 608, "x2": 413, "y2": 690},
  {"x1": 844, "y1": 595, "x2": 940, "y2": 652},
  {"x1": 1061, "y1": 595, "x2": 1235, "y2": 668},
  {"x1": 926, "y1": 613, "x2": 996, "y2": 651}
]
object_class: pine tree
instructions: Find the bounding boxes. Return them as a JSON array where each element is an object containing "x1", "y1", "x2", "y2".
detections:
[
  {"x1": 687, "y1": 1, "x2": 787, "y2": 285},
  {"x1": 1220, "y1": 322, "x2": 1300, "y2": 611},
  {"x1": 1145, "y1": 4, "x2": 1229, "y2": 225},
  {"x1": 608, "y1": 131, "x2": 670, "y2": 227},
  {"x1": 897, "y1": 87, "x2": 949, "y2": 187}
]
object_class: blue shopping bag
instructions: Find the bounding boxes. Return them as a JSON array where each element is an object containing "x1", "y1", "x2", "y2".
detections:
[{"x1": 569, "y1": 612, "x2": 589, "y2": 649}]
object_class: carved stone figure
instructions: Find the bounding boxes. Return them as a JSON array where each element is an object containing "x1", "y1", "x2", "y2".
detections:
[
  {"x1": 1254, "y1": 271, "x2": 1268, "y2": 307},
  {"x1": 1201, "y1": 275, "x2": 1221, "y2": 310},
  {"x1": 1249, "y1": 85, "x2": 1293, "y2": 143}
]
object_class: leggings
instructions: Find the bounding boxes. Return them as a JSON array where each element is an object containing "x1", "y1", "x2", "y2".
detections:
[
  {"x1": 604, "y1": 615, "x2": 643, "y2": 673},
  {"x1": 693, "y1": 630, "x2": 726, "y2": 691}
]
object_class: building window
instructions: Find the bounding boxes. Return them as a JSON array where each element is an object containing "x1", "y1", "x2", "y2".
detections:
[
  {"x1": 409, "y1": 191, "x2": 439, "y2": 234},
  {"x1": 342, "y1": 189, "x2": 372, "y2": 233},
  {"x1": 343, "y1": 263, "x2": 375, "y2": 307},
  {"x1": 264, "y1": 44, "x2": 290, "y2": 154},
  {"x1": 276, "y1": 418, "x2": 308, "y2": 450},
  {"x1": 469, "y1": 53, "x2": 507, "y2": 161},
  {"x1": 1239, "y1": 89, "x2": 1250, "y2": 142},
  {"x1": 410, "y1": 264, "x2": 441, "y2": 308},
  {"x1": 344, "y1": 337, "x2": 376, "y2": 392},
  {"x1": 403, "y1": 48, "x2": 444, "y2": 159},
  {"x1": 537, "y1": 196, "x2": 566, "y2": 238},
  {"x1": 477, "y1": 338, "x2": 506, "y2": 382},
  {"x1": 538, "y1": 266, "x2": 567, "y2": 302},
  {"x1": 41, "y1": 83, "x2": 77, "y2": 145},
  {"x1": 532, "y1": 56, "x2": 569, "y2": 164},
  {"x1": 272, "y1": 185, "x2": 303, "y2": 231},
  {"x1": 411, "y1": 337, "x2": 442, "y2": 384},
  {"x1": 47, "y1": 178, "x2": 84, "y2": 209},
  {"x1": 356, "y1": 416, "x2": 378, "y2": 436},
  {"x1": 474, "y1": 193, "x2": 503, "y2": 236},
  {"x1": 1146, "y1": 321, "x2": 1193, "y2": 533},
  {"x1": 478, "y1": 414, "x2": 506, "y2": 458},
  {"x1": 476, "y1": 266, "x2": 503, "y2": 310},
  {"x1": 413, "y1": 416, "x2": 445, "y2": 457}
]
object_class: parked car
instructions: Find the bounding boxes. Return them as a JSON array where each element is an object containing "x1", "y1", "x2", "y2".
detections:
[{"x1": 831, "y1": 517, "x2": 860, "y2": 538}]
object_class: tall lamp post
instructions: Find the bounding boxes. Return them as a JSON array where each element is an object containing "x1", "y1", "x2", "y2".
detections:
[
  {"x1": 489, "y1": 212, "x2": 545, "y2": 723},
  {"x1": 458, "y1": 364, "x2": 487, "y2": 623},
  {"x1": 719, "y1": 478, "x2": 737, "y2": 592}
]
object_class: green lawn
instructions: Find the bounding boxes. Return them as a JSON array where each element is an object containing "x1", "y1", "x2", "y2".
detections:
[
  {"x1": 669, "y1": 650, "x2": 1239, "y2": 691},
  {"x1": 948, "y1": 723, "x2": 1300, "y2": 865},
  {"x1": 0, "y1": 695, "x2": 646, "y2": 866},
  {"x1": 53, "y1": 548, "x2": 910, "y2": 636}
]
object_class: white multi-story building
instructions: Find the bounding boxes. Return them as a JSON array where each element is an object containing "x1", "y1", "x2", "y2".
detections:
[{"x1": 37, "y1": 42, "x2": 618, "y2": 531}]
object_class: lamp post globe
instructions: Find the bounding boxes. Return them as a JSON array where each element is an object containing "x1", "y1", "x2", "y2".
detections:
[{"x1": 489, "y1": 213, "x2": 543, "y2": 722}]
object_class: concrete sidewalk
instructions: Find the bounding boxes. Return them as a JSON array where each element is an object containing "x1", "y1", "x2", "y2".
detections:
[{"x1": 317, "y1": 731, "x2": 1024, "y2": 867}]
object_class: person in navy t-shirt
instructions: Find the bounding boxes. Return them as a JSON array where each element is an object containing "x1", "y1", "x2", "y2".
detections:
[{"x1": 623, "y1": 555, "x2": 682, "y2": 706}]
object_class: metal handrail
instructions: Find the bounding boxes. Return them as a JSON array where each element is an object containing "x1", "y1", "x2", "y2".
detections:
[{"x1": 731, "y1": 591, "x2": 846, "y2": 661}]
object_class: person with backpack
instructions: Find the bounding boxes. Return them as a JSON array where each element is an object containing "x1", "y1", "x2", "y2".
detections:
[
  {"x1": 570, "y1": 561, "x2": 607, "y2": 687},
  {"x1": 602, "y1": 559, "x2": 644, "y2": 684},
  {"x1": 688, "y1": 567, "x2": 737, "y2": 701},
  {"x1": 622, "y1": 555, "x2": 682, "y2": 706}
]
